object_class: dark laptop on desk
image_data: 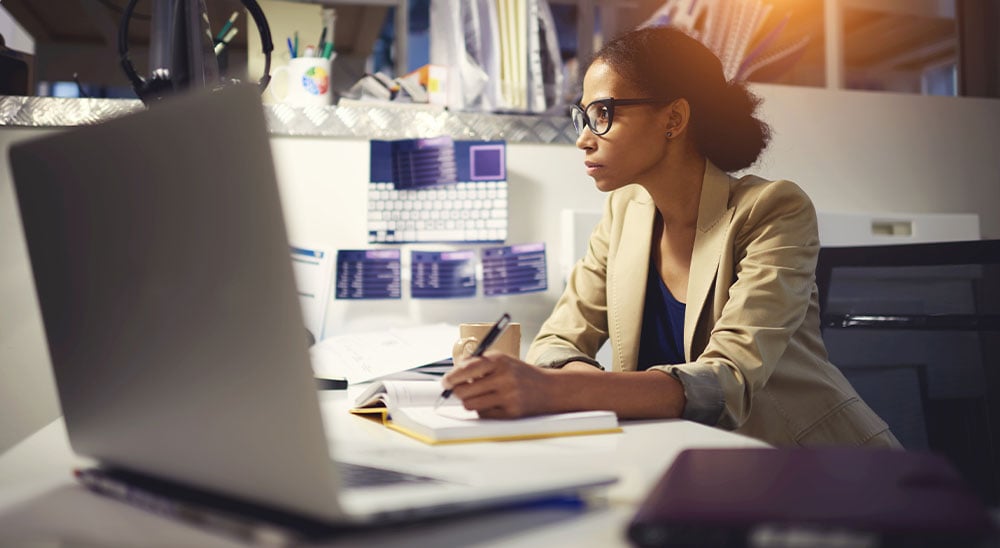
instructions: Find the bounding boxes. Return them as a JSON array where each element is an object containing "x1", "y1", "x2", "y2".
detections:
[{"x1": 9, "y1": 85, "x2": 615, "y2": 529}]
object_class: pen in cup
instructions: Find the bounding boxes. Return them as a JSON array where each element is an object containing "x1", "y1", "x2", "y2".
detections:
[
  {"x1": 434, "y1": 313, "x2": 511, "y2": 409},
  {"x1": 213, "y1": 27, "x2": 238, "y2": 55},
  {"x1": 215, "y1": 11, "x2": 239, "y2": 42},
  {"x1": 317, "y1": 26, "x2": 327, "y2": 54}
]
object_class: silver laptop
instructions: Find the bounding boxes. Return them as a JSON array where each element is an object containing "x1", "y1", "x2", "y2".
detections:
[{"x1": 9, "y1": 85, "x2": 615, "y2": 527}]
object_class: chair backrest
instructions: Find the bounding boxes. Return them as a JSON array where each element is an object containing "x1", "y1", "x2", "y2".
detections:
[{"x1": 816, "y1": 239, "x2": 1000, "y2": 505}]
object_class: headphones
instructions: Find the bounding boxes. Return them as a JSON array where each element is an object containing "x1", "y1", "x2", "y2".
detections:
[{"x1": 118, "y1": 0, "x2": 273, "y2": 104}]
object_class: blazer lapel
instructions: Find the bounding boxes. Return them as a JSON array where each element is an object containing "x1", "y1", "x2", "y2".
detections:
[
  {"x1": 610, "y1": 192, "x2": 656, "y2": 371},
  {"x1": 684, "y1": 163, "x2": 735, "y2": 361}
]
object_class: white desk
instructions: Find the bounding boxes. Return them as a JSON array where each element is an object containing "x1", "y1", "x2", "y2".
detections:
[{"x1": 0, "y1": 390, "x2": 768, "y2": 547}]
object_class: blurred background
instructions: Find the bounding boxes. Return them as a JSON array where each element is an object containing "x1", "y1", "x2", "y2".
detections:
[{"x1": 0, "y1": 0, "x2": 996, "y2": 101}]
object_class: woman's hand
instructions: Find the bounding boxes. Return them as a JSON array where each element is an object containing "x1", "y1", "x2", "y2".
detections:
[
  {"x1": 442, "y1": 355, "x2": 685, "y2": 420},
  {"x1": 441, "y1": 352, "x2": 557, "y2": 418}
]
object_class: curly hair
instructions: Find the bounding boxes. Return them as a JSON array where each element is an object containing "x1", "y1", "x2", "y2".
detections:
[{"x1": 594, "y1": 26, "x2": 771, "y2": 172}]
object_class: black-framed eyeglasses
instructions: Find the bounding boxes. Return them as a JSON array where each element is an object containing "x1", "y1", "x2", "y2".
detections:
[{"x1": 571, "y1": 97, "x2": 671, "y2": 136}]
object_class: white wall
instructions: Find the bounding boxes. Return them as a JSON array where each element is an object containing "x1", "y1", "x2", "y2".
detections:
[
  {"x1": 0, "y1": 6, "x2": 34, "y2": 55},
  {"x1": 0, "y1": 128, "x2": 60, "y2": 453},
  {"x1": 751, "y1": 83, "x2": 1000, "y2": 238},
  {"x1": 270, "y1": 138, "x2": 607, "y2": 347},
  {"x1": 272, "y1": 84, "x2": 1000, "y2": 344},
  {"x1": 1, "y1": 83, "x2": 998, "y2": 451}
]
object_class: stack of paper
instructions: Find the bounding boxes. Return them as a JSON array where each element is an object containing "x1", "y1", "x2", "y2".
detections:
[{"x1": 310, "y1": 323, "x2": 457, "y2": 384}]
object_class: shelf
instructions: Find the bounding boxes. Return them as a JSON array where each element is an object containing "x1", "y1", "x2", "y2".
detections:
[
  {"x1": 0, "y1": 95, "x2": 577, "y2": 144},
  {"x1": 277, "y1": 0, "x2": 408, "y2": 77}
]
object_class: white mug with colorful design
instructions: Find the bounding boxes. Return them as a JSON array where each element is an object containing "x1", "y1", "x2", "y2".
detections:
[{"x1": 268, "y1": 56, "x2": 333, "y2": 107}]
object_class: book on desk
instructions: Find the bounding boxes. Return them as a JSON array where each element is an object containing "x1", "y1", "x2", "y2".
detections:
[{"x1": 350, "y1": 379, "x2": 621, "y2": 445}]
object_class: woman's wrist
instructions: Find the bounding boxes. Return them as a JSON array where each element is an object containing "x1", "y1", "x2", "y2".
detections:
[
  {"x1": 545, "y1": 367, "x2": 686, "y2": 419},
  {"x1": 561, "y1": 360, "x2": 605, "y2": 373}
]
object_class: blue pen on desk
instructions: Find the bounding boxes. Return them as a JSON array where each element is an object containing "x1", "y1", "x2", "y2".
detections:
[{"x1": 434, "y1": 312, "x2": 510, "y2": 409}]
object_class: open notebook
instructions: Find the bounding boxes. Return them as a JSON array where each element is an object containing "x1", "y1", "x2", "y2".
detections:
[{"x1": 351, "y1": 380, "x2": 621, "y2": 445}]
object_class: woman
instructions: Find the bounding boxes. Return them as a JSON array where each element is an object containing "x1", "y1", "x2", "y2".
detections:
[{"x1": 443, "y1": 26, "x2": 900, "y2": 447}]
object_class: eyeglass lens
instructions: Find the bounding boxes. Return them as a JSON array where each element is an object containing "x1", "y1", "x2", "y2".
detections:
[
  {"x1": 586, "y1": 102, "x2": 611, "y2": 135},
  {"x1": 572, "y1": 101, "x2": 612, "y2": 136}
]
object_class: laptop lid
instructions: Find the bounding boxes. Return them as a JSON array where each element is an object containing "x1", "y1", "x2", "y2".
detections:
[
  {"x1": 11, "y1": 85, "x2": 617, "y2": 527},
  {"x1": 628, "y1": 447, "x2": 994, "y2": 547},
  {"x1": 10, "y1": 85, "x2": 346, "y2": 521}
]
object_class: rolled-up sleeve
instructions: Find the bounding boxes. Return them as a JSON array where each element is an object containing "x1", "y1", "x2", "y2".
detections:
[{"x1": 651, "y1": 364, "x2": 725, "y2": 425}]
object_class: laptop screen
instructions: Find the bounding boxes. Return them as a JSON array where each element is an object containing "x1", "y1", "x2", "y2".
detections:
[{"x1": 10, "y1": 85, "x2": 346, "y2": 520}]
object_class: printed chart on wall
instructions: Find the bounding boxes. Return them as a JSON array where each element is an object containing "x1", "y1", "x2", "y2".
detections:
[
  {"x1": 290, "y1": 245, "x2": 334, "y2": 339},
  {"x1": 411, "y1": 250, "x2": 478, "y2": 298},
  {"x1": 367, "y1": 137, "x2": 508, "y2": 244},
  {"x1": 334, "y1": 245, "x2": 547, "y2": 301},
  {"x1": 482, "y1": 243, "x2": 547, "y2": 296},
  {"x1": 335, "y1": 249, "x2": 402, "y2": 300}
]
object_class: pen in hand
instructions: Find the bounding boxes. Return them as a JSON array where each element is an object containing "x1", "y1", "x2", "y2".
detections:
[{"x1": 434, "y1": 313, "x2": 511, "y2": 409}]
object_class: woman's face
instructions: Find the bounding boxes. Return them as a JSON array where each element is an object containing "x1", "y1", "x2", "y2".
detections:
[{"x1": 575, "y1": 60, "x2": 671, "y2": 192}]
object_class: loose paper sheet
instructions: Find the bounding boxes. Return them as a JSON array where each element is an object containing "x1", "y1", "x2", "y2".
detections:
[
  {"x1": 290, "y1": 245, "x2": 333, "y2": 340},
  {"x1": 310, "y1": 323, "x2": 457, "y2": 384}
]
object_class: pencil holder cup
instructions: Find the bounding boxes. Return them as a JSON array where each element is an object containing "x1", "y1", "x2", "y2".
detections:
[
  {"x1": 452, "y1": 322, "x2": 521, "y2": 364},
  {"x1": 268, "y1": 56, "x2": 334, "y2": 107}
]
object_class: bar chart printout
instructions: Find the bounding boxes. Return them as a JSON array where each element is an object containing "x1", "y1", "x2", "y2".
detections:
[{"x1": 335, "y1": 249, "x2": 402, "y2": 300}]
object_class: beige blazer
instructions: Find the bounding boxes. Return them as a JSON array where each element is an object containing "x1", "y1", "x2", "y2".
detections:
[{"x1": 527, "y1": 163, "x2": 893, "y2": 447}]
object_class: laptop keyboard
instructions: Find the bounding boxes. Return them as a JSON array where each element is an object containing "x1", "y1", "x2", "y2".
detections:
[{"x1": 337, "y1": 462, "x2": 440, "y2": 488}]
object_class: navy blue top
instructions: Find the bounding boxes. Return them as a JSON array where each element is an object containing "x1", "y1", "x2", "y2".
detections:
[{"x1": 637, "y1": 262, "x2": 687, "y2": 370}]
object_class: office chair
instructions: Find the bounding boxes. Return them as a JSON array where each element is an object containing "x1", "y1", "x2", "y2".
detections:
[{"x1": 816, "y1": 239, "x2": 1000, "y2": 505}]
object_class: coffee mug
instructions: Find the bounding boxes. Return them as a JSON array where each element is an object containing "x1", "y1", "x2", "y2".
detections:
[
  {"x1": 452, "y1": 322, "x2": 521, "y2": 363},
  {"x1": 268, "y1": 56, "x2": 333, "y2": 107}
]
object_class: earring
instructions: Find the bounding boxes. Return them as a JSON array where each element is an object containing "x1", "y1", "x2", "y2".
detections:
[{"x1": 666, "y1": 131, "x2": 673, "y2": 138}]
